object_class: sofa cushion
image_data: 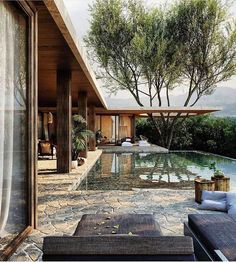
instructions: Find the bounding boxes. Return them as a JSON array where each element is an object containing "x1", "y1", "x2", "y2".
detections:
[
  {"x1": 74, "y1": 214, "x2": 162, "y2": 237},
  {"x1": 198, "y1": 199, "x2": 227, "y2": 211},
  {"x1": 228, "y1": 214, "x2": 236, "y2": 221},
  {"x1": 121, "y1": 142, "x2": 133, "y2": 147},
  {"x1": 226, "y1": 192, "x2": 236, "y2": 214},
  {"x1": 43, "y1": 235, "x2": 194, "y2": 256},
  {"x1": 201, "y1": 190, "x2": 226, "y2": 201},
  {"x1": 188, "y1": 214, "x2": 236, "y2": 261}
]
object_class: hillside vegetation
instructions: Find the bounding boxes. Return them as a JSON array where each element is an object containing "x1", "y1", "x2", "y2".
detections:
[{"x1": 136, "y1": 115, "x2": 236, "y2": 158}]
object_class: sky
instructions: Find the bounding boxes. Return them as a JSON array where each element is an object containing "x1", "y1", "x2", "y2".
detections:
[{"x1": 63, "y1": 0, "x2": 236, "y2": 98}]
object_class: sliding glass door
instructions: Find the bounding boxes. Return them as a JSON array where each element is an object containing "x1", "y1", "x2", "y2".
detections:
[{"x1": 0, "y1": 1, "x2": 28, "y2": 253}]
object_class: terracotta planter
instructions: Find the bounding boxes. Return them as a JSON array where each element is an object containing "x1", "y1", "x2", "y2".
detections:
[
  {"x1": 194, "y1": 178, "x2": 215, "y2": 203},
  {"x1": 211, "y1": 176, "x2": 230, "y2": 191}
]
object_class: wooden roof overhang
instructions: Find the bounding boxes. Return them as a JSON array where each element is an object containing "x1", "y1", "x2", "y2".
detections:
[
  {"x1": 35, "y1": 0, "x2": 107, "y2": 108},
  {"x1": 95, "y1": 107, "x2": 221, "y2": 117}
]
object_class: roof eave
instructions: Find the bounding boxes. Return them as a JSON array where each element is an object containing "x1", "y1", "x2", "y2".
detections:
[{"x1": 43, "y1": 0, "x2": 108, "y2": 109}]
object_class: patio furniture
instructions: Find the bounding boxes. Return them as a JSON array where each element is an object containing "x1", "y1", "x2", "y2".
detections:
[
  {"x1": 38, "y1": 140, "x2": 55, "y2": 159},
  {"x1": 198, "y1": 190, "x2": 227, "y2": 212},
  {"x1": 43, "y1": 214, "x2": 195, "y2": 261},
  {"x1": 194, "y1": 178, "x2": 215, "y2": 203},
  {"x1": 121, "y1": 137, "x2": 135, "y2": 143},
  {"x1": 74, "y1": 214, "x2": 162, "y2": 236},
  {"x1": 121, "y1": 141, "x2": 133, "y2": 146},
  {"x1": 140, "y1": 135, "x2": 148, "y2": 141},
  {"x1": 184, "y1": 214, "x2": 236, "y2": 261},
  {"x1": 139, "y1": 140, "x2": 151, "y2": 147}
]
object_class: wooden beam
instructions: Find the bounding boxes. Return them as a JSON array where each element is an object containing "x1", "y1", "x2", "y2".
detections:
[
  {"x1": 78, "y1": 91, "x2": 87, "y2": 158},
  {"x1": 88, "y1": 105, "x2": 96, "y2": 151},
  {"x1": 57, "y1": 70, "x2": 72, "y2": 173},
  {"x1": 38, "y1": 106, "x2": 221, "y2": 117},
  {"x1": 95, "y1": 107, "x2": 221, "y2": 115}
]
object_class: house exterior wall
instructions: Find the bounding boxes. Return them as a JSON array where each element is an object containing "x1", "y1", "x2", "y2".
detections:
[{"x1": 95, "y1": 115, "x2": 134, "y2": 144}]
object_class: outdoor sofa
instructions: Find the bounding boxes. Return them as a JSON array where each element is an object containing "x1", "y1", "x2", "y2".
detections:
[
  {"x1": 43, "y1": 214, "x2": 195, "y2": 261},
  {"x1": 184, "y1": 214, "x2": 236, "y2": 261}
]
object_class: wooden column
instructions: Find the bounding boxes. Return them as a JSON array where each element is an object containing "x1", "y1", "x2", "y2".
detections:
[
  {"x1": 88, "y1": 105, "x2": 96, "y2": 151},
  {"x1": 57, "y1": 70, "x2": 72, "y2": 173},
  {"x1": 131, "y1": 115, "x2": 136, "y2": 139},
  {"x1": 78, "y1": 91, "x2": 88, "y2": 158}
]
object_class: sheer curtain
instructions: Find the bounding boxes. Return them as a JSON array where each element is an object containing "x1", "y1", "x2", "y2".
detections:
[{"x1": 0, "y1": 2, "x2": 16, "y2": 236}]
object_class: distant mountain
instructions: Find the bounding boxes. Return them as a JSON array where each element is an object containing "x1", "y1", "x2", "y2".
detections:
[{"x1": 105, "y1": 87, "x2": 236, "y2": 117}]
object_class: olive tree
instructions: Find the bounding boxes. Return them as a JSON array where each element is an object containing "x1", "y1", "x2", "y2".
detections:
[
  {"x1": 161, "y1": 0, "x2": 236, "y2": 147},
  {"x1": 85, "y1": 0, "x2": 145, "y2": 105},
  {"x1": 168, "y1": 0, "x2": 236, "y2": 107},
  {"x1": 85, "y1": 0, "x2": 236, "y2": 149}
]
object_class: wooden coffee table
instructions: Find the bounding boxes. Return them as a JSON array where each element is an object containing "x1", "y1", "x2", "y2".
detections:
[{"x1": 73, "y1": 214, "x2": 162, "y2": 237}]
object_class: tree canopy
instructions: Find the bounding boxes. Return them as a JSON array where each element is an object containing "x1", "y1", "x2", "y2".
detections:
[{"x1": 85, "y1": 0, "x2": 236, "y2": 149}]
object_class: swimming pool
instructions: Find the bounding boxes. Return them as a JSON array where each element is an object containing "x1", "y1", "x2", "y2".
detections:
[{"x1": 78, "y1": 151, "x2": 236, "y2": 191}]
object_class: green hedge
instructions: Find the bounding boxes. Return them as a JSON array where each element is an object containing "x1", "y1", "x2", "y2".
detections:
[{"x1": 136, "y1": 115, "x2": 236, "y2": 158}]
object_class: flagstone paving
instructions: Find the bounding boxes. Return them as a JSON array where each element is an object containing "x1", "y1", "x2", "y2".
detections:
[{"x1": 11, "y1": 151, "x2": 218, "y2": 261}]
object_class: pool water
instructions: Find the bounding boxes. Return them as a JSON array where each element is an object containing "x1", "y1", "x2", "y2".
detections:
[{"x1": 78, "y1": 152, "x2": 236, "y2": 191}]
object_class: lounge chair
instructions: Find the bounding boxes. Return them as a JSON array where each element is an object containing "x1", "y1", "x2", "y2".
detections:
[
  {"x1": 139, "y1": 140, "x2": 150, "y2": 146},
  {"x1": 43, "y1": 214, "x2": 195, "y2": 261},
  {"x1": 121, "y1": 141, "x2": 133, "y2": 146},
  {"x1": 184, "y1": 214, "x2": 236, "y2": 261}
]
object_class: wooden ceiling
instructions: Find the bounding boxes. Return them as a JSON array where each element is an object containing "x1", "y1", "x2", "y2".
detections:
[{"x1": 35, "y1": 1, "x2": 104, "y2": 107}]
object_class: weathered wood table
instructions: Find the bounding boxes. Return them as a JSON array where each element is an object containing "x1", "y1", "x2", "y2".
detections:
[
  {"x1": 194, "y1": 178, "x2": 215, "y2": 203},
  {"x1": 211, "y1": 176, "x2": 230, "y2": 191},
  {"x1": 73, "y1": 214, "x2": 162, "y2": 237}
]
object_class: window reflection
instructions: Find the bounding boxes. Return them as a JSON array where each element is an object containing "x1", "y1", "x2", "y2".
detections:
[{"x1": 0, "y1": 2, "x2": 27, "y2": 251}]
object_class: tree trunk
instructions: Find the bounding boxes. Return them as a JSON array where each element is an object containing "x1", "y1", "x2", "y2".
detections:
[
  {"x1": 148, "y1": 115, "x2": 165, "y2": 147},
  {"x1": 147, "y1": 115, "x2": 181, "y2": 150}
]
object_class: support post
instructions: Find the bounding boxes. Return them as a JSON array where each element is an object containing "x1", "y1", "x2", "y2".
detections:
[
  {"x1": 88, "y1": 105, "x2": 96, "y2": 151},
  {"x1": 78, "y1": 91, "x2": 88, "y2": 158},
  {"x1": 57, "y1": 70, "x2": 71, "y2": 173},
  {"x1": 131, "y1": 114, "x2": 136, "y2": 140}
]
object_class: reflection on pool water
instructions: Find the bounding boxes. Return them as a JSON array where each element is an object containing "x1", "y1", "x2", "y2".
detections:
[{"x1": 78, "y1": 152, "x2": 236, "y2": 191}]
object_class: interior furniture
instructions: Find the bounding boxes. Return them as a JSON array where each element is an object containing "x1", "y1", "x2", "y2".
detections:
[
  {"x1": 38, "y1": 140, "x2": 55, "y2": 159},
  {"x1": 43, "y1": 214, "x2": 195, "y2": 261},
  {"x1": 184, "y1": 214, "x2": 236, "y2": 261}
]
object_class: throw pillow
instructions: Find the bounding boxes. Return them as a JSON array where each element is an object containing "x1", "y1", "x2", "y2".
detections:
[
  {"x1": 199, "y1": 199, "x2": 227, "y2": 211},
  {"x1": 201, "y1": 190, "x2": 226, "y2": 201}
]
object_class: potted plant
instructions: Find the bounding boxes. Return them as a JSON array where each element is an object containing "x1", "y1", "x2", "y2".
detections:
[
  {"x1": 209, "y1": 162, "x2": 230, "y2": 191},
  {"x1": 72, "y1": 115, "x2": 94, "y2": 169},
  {"x1": 213, "y1": 169, "x2": 225, "y2": 178},
  {"x1": 194, "y1": 177, "x2": 215, "y2": 203}
]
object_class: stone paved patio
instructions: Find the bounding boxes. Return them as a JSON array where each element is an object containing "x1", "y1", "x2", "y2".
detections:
[{"x1": 11, "y1": 150, "x2": 217, "y2": 261}]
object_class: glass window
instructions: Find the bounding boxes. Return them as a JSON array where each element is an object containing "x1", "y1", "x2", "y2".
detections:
[{"x1": 0, "y1": 2, "x2": 28, "y2": 251}]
